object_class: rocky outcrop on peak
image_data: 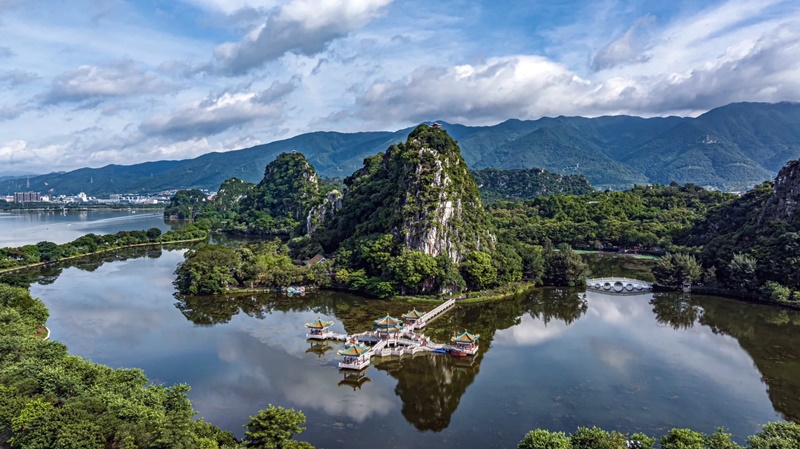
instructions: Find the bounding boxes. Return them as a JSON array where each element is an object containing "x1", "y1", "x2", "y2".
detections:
[
  {"x1": 248, "y1": 151, "x2": 320, "y2": 221},
  {"x1": 318, "y1": 124, "x2": 494, "y2": 262}
]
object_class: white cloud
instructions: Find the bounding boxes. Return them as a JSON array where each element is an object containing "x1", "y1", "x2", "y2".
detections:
[
  {"x1": 139, "y1": 81, "x2": 296, "y2": 139},
  {"x1": 0, "y1": 140, "x2": 68, "y2": 169},
  {"x1": 211, "y1": 0, "x2": 392, "y2": 74},
  {"x1": 349, "y1": 19, "x2": 800, "y2": 125},
  {"x1": 41, "y1": 60, "x2": 179, "y2": 105}
]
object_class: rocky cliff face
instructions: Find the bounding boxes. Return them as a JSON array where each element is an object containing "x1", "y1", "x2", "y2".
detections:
[
  {"x1": 397, "y1": 127, "x2": 494, "y2": 261},
  {"x1": 320, "y1": 124, "x2": 494, "y2": 262},
  {"x1": 306, "y1": 189, "x2": 342, "y2": 235},
  {"x1": 760, "y1": 159, "x2": 800, "y2": 224}
]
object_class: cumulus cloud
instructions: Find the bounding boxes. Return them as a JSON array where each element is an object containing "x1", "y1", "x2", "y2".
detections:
[
  {"x1": 41, "y1": 60, "x2": 179, "y2": 105},
  {"x1": 591, "y1": 16, "x2": 654, "y2": 71},
  {"x1": 349, "y1": 23, "x2": 800, "y2": 124},
  {"x1": 0, "y1": 140, "x2": 68, "y2": 168},
  {"x1": 211, "y1": 0, "x2": 392, "y2": 75},
  {"x1": 139, "y1": 80, "x2": 296, "y2": 139},
  {"x1": 353, "y1": 55, "x2": 592, "y2": 124}
]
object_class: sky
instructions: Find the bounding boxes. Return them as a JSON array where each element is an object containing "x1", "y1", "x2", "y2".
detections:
[{"x1": 1, "y1": 0, "x2": 800, "y2": 174}]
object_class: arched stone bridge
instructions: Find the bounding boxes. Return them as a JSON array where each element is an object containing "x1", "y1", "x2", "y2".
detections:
[{"x1": 586, "y1": 277, "x2": 653, "y2": 294}]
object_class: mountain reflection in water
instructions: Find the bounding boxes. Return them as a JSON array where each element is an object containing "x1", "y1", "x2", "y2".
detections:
[{"x1": 22, "y1": 250, "x2": 800, "y2": 448}]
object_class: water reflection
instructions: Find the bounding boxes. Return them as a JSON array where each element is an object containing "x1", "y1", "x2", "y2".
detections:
[
  {"x1": 651, "y1": 293, "x2": 703, "y2": 329},
  {"x1": 376, "y1": 354, "x2": 478, "y2": 432},
  {"x1": 20, "y1": 250, "x2": 800, "y2": 448}
]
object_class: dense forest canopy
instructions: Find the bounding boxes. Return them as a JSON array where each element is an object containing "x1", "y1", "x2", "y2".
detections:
[{"x1": 472, "y1": 167, "x2": 594, "y2": 203}]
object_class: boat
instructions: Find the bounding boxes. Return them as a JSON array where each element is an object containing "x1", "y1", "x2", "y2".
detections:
[
  {"x1": 432, "y1": 348, "x2": 446, "y2": 354},
  {"x1": 286, "y1": 286, "x2": 306, "y2": 295},
  {"x1": 449, "y1": 348, "x2": 468, "y2": 358}
]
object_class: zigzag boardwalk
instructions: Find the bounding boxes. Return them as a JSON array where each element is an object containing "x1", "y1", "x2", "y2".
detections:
[{"x1": 303, "y1": 298, "x2": 478, "y2": 370}]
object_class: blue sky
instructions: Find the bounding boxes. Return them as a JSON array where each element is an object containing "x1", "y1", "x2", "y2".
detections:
[{"x1": 1, "y1": 0, "x2": 799, "y2": 173}]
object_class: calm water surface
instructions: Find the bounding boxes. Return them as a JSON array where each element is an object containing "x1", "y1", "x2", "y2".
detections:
[
  {"x1": 20, "y1": 249, "x2": 800, "y2": 448},
  {"x1": 0, "y1": 209, "x2": 172, "y2": 246}
]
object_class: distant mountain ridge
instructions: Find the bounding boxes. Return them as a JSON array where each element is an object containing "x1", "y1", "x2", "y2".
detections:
[{"x1": 4, "y1": 102, "x2": 800, "y2": 195}]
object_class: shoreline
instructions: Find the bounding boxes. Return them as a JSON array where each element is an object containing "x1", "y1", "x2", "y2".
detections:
[
  {"x1": 0, "y1": 238, "x2": 206, "y2": 276},
  {"x1": 213, "y1": 282, "x2": 537, "y2": 304}
]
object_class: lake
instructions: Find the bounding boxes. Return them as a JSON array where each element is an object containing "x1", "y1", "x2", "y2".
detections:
[
  {"x1": 14, "y1": 247, "x2": 800, "y2": 448},
  {"x1": 0, "y1": 209, "x2": 173, "y2": 246}
]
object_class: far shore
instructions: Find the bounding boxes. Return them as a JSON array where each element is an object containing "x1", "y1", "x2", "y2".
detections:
[{"x1": 0, "y1": 238, "x2": 206, "y2": 276}]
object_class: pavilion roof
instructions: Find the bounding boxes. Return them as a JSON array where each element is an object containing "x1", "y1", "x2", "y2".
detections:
[
  {"x1": 305, "y1": 318, "x2": 334, "y2": 329},
  {"x1": 337, "y1": 345, "x2": 370, "y2": 356},
  {"x1": 374, "y1": 324, "x2": 402, "y2": 333},
  {"x1": 402, "y1": 309, "x2": 426, "y2": 319},
  {"x1": 374, "y1": 315, "x2": 401, "y2": 326},
  {"x1": 452, "y1": 331, "x2": 480, "y2": 343}
]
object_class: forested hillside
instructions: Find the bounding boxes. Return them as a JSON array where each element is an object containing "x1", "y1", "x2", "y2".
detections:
[
  {"x1": 657, "y1": 159, "x2": 800, "y2": 303},
  {"x1": 472, "y1": 167, "x2": 593, "y2": 203},
  {"x1": 6, "y1": 102, "x2": 800, "y2": 195}
]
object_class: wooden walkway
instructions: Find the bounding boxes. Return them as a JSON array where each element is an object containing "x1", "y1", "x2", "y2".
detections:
[{"x1": 308, "y1": 298, "x2": 469, "y2": 370}]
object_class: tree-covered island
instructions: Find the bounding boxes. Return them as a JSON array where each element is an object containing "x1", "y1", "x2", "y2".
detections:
[
  {"x1": 165, "y1": 125, "x2": 800, "y2": 308},
  {"x1": 168, "y1": 125, "x2": 596, "y2": 298}
]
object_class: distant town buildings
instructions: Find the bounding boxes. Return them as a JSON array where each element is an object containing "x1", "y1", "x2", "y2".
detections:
[
  {"x1": 13, "y1": 192, "x2": 41, "y2": 203},
  {"x1": 3, "y1": 191, "x2": 175, "y2": 205}
]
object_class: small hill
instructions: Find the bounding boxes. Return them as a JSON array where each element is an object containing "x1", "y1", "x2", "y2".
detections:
[{"x1": 472, "y1": 167, "x2": 593, "y2": 203}]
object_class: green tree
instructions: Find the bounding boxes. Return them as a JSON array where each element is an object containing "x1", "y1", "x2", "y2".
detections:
[
  {"x1": 660, "y1": 428, "x2": 705, "y2": 449},
  {"x1": 518, "y1": 429, "x2": 572, "y2": 449},
  {"x1": 543, "y1": 244, "x2": 588, "y2": 287},
  {"x1": 747, "y1": 422, "x2": 800, "y2": 449},
  {"x1": 761, "y1": 281, "x2": 792, "y2": 303},
  {"x1": 146, "y1": 227, "x2": 163, "y2": 242},
  {"x1": 243, "y1": 405, "x2": 313, "y2": 449},
  {"x1": 36, "y1": 241, "x2": 62, "y2": 263},
  {"x1": 653, "y1": 253, "x2": 702, "y2": 288},
  {"x1": 174, "y1": 245, "x2": 242, "y2": 295},
  {"x1": 461, "y1": 251, "x2": 498, "y2": 290},
  {"x1": 0, "y1": 283, "x2": 49, "y2": 330},
  {"x1": 726, "y1": 253, "x2": 758, "y2": 291},
  {"x1": 387, "y1": 249, "x2": 439, "y2": 294},
  {"x1": 570, "y1": 426, "x2": 626, "y2": 449},
  {"x1": 704, "y1": 427, "x2": 743, "y2": 449}
]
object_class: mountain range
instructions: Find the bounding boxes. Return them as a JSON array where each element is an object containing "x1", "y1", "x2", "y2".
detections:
[{"x1": 3, "y1": 102, "x2": 800, "y2": 196}]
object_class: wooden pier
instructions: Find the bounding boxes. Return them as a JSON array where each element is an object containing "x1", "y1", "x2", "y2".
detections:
[{"x1": 303, "y1": 299, "x2": 474, "y2": 370}]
